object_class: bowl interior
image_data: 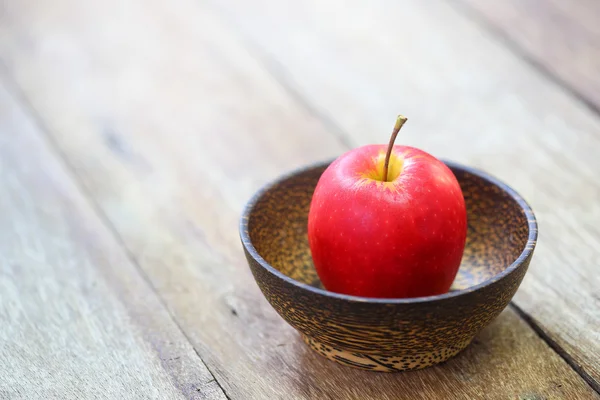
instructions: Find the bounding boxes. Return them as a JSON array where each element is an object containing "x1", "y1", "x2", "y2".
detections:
[{"x1": 247, "y1": 162, "x2": 530, "y2": 293}]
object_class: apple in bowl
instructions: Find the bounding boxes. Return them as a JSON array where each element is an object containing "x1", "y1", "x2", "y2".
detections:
[{"x1": 308, "y1": 116, "x2": 467, "y2": 298}]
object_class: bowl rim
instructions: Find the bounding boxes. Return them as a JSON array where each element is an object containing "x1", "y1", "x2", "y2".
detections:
[{"x1": 240, "y1": 159, "x2": 538, "y2": 304}]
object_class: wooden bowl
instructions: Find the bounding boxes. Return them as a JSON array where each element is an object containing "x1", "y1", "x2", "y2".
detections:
[{"x1": 240, "y1": 160, "x2": 537, "y2": 372}]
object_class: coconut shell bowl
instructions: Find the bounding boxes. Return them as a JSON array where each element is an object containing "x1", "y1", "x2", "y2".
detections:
[{"x1": 240, "y1": 160, "x2": 537, "y2": 372}]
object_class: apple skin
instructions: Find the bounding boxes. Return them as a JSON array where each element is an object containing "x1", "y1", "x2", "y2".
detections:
[{"x1": 307, "y1": 145, "x2": 467, "y2": 298}]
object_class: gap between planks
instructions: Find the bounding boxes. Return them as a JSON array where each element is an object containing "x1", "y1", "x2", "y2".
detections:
[
  {"x1": 510, "y1": 302, "x2": 600, "y2": 395},
  {"x1": 447, "y1": 0, "x2": 600, "y2": 123}
]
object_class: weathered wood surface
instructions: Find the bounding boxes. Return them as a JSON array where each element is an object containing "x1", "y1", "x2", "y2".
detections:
[
  {"x1": 206, "y1": 0, "x2": 600, "y2": 389},
  {"x1": 1, "y1": 0, "x2": 598, "y2": 398},
  {"x1": 0, "y1": 84, "x2": 225, "y2": 399},
  {"x1": 454, "y1": 0, "x2": 600, "y2": 111}
]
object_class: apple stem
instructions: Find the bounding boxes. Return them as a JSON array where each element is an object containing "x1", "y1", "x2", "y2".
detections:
[{"x1": 382, "y1": 115, "x2": 408, "y2": 182}]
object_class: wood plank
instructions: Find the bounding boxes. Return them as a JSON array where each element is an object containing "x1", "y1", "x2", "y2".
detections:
[
  {"x1": 0, "y1": 84, "x2": 225, "y2": 399},
  {"x1": 204, "y1": 0, "x2": 600, "y2": 388},
  {"x1": 452, "y1": 0, "x2": 600, "y2": 111},
  {"x1": 0, "y1": 0, "x2": 598, "y2": 398}
]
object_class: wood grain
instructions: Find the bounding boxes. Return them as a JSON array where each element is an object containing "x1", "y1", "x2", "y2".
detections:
[
  {"x1": 452, "y1": 0, "x2": 600, "y2": 111},
  {"x1": 0, "y1": 0, "x2": 598, "y2": 398},
  {"x1": 205, "y1": 0, "x2": 600, "y2": 388},
  {"x1": 0, "y1": 85, "x2": 226, "y2": 399}
]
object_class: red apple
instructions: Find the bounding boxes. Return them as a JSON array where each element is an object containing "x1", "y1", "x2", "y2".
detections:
[{"x1": 308, "y1": 116, "x2": 467, "y2": 298}]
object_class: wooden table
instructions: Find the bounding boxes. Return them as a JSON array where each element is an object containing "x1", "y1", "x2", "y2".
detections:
[{"x1": 1, "y1": 1, "x2": 599, "y2": 398}]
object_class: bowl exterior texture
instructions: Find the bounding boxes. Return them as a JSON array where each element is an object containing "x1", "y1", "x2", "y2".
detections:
[{"x1": 241, "y1": 162, "x2": 537, "y2": 372}]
